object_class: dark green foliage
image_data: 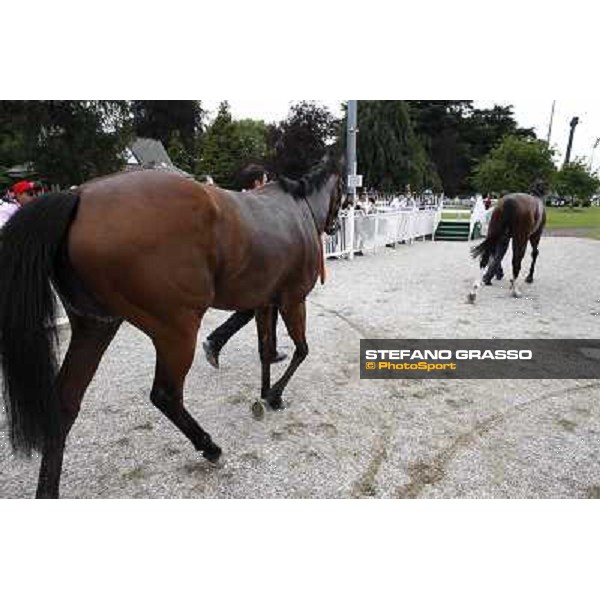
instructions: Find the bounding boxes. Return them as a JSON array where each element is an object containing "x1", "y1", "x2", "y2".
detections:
[
  {"x1": 268, "y1": 101, "x2": 340, "y2": 179},
  {"x1": 235, "y1": 119, "x2": 268, "y2": 163},
  {"x1": 167, "y1": 131, "x2": 194, "y2": 172},
  {"x1": 351, "y1": 101, "x2": 440, "y2": 192},
  {"x1": 554, "y1": 159, "x2": 600, "y2": 205},
  {"x1": 0, "y1": 101, "x2": 133, "y2": 188},
  {"x1": 408, "y1": 101, "x2": 535, "y2": 196},
  {"x1": 132, "y1": 101, "x2": 204, "y2": 161},
  {"x1": 471, "y1": 135, "x2": 557, "y2": 195},
  {"x1": 198, "y1": 102, "x2": 244, "y2": 188}
]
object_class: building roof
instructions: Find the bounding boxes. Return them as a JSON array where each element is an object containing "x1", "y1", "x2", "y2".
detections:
[{"x1": 128, "y1": 137, "x2": 194, "y2": 179}]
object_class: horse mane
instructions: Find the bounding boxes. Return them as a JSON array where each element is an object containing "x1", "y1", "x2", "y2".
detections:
[{"x1": 276, "y1": 156, "x2": 340, "y2": 200}]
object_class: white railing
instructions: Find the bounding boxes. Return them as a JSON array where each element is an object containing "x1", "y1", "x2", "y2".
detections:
[
  {"x1": 325, "y1": 204, "x2": 442, "y2": 259},
  {"x1": 469, "y1": 197, "x2": 487, "y2": 239}
]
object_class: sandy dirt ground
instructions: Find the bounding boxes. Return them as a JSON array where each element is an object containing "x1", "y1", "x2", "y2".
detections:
[{"x1": 1, "y1": 236, "x2": 599, "y2": 498}]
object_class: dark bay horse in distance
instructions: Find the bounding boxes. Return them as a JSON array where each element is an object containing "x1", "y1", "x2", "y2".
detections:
[
  {"x1": 468, "y1": 191, "x2": 546, "y2": 303},
  {"x1": 0, "y1": 159, "x2": 344, "y2": 498}
]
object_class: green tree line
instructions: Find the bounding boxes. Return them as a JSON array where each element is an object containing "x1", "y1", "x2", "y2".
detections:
[{"x1": 1, "y1": 100, "x2": 598, "y2": 200}]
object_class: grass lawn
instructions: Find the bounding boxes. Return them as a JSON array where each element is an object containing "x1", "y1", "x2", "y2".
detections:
[
  {"x1": 441, "y1": 210, "x2": 471, "y2": 221},
  {"x1": 545, "y1": 206, "x2": 600, "y2": 240}
]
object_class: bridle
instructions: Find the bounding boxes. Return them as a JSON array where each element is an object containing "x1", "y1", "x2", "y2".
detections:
[
  {"x1": 324, "y1": 175, "x2": 344, "y2": 236},
  {"x1": 302, "y1": 174, "x2": 344, "y2": 237}
]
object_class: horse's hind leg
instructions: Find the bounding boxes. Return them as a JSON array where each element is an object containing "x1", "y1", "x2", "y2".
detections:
[
  {"x1": 510, "y1": 235, "x2": 528, "y2": 298},
  {"x1": 150, "y1": 315, "x2": 221, "y2": 463},
  {"x1": 255, "y1": 306, "x2": 275, "y2": 399},
  {"x1": 483, "y1": 234, "x2": 509, "y2": 285},
  {"x1": 263, "y1": 301, "x2": 308, "y2": 410},
  {"x1": 525, "y1": 231, "x2": 542, "y2": 284},
  {"x1": 36, "y1": 314, "x2": 121, "y2": 498}
]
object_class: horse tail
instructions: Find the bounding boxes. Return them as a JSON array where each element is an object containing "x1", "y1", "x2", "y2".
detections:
[
  {"x1": 0, "y1": 191, "x2": 80, "y2": 455},
  {"x1": 470, "y1": 197, "x2": 515, "y2": 268}
]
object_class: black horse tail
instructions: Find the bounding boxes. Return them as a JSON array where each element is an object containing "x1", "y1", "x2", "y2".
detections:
[
  {"x1": 470, "y1": 197, "x2": 516, "y2": 268},
  {"x1": 0, "y1": 191, "x2": 80, "y2": 455}
]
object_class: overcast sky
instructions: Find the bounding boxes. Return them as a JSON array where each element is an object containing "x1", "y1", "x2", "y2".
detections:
[{"x1": 204, "y1": 100, "x2": 600, "y2": 171}]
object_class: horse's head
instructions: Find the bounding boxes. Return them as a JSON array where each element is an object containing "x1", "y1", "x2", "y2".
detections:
[
  {"x1": 324, "y1": 173, "x2": 345, "y2": 235},
  {"x1": 277, "y1": 154, "x2": 345, "y2": 235}
]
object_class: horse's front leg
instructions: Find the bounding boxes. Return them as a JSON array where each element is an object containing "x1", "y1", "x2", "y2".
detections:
[
  {"x1": 525, "y1": 230, "x2": 542, "y2": 284},
  {"x1": 263, "y1": 301, "x2": 308, "y2": 410}
]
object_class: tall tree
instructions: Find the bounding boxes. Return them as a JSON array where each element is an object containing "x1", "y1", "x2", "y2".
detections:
[
  {"x1": 234, "y1": 119, "x2": 268, "y2": 164},
  {"x1": 471, "y1": 135, "x2": 556, "y2": 195},
  {"x1": 198, "y1": 101, "x2": 243, "y2": 188},
  {"x1": 132, "y1": 101, "x2": 204, "y2": 159},
  {"x1": 167, "y1": 130, "x2": 193, "y2": 172},
  {"x1": 0, "y1": 101, "x2": 133, "y2": 187},
  {"x1": 464, "y1": 104, "x2": 535, "y2": 161},
  {"x1": 408, "y1": 101, "x2": 473, "y2": 196},
  {"x1": 268, "y1": 101, "x2": 339, "y2": 178},
  {"x1": 352, "y1": 101, "x2": 440, "y2": 192},
  {"x1": 554, "y1": 159, "x2": 600, "y2": 205},
  {"x1": 408, "y1": 101, "x2": 535, "y2": 196}
]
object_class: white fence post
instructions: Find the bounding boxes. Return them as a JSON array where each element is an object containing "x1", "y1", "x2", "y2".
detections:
[
  {"x1": 348, "y1": 206, "x2": 355, "y2": 260},
  {"x1": 323, "y1": 202, "x2": 441, "y2": 260}
]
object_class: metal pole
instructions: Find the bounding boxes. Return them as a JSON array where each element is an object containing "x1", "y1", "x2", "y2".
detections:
[
  {"x1": 346, "y1": 100, "x2": 358, "y2": 201},
  {"x1": 546, "y1": 100, "x2": 555, "y2": 144}
]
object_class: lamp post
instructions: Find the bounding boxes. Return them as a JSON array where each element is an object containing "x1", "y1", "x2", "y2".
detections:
[
  {"x1": 546, "y1": 100, "x2": 555, "y2": 144},
  {"x1": 563, "y1": 116, "x2": 579, "y2": 167},
  {"x1": 346, "y1": 100, "x2": 358, "y2": 202},
  {"x1": 346, "y1": 101, "x2": 358, "y2": 260}
]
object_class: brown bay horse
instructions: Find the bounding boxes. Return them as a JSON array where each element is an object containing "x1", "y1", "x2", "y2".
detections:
[
  {"x1": 468, "y1": 191, "x2": 546, "y2": 303},
  {"x1": 0, "y1": 159, "x2": 343, "y2": 498}
]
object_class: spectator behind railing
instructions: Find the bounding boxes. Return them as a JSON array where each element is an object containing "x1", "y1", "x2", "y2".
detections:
[{"x1": 0, "y1": 181, "x2": 41, "y2": 229}]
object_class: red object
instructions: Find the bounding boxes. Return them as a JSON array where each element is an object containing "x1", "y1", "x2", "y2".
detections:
[{"x1": 12, "y1": 180, "x2": 36, "y2": 195}]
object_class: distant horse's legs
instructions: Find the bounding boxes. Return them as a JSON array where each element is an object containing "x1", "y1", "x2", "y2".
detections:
[
  {"x1": 510, "y1": 235, "x2": 528, "y2": 298},
  {"x1": 255, "y1": 306, "x2": 276, "y2": 399},
  {"x1": 150, "y1": 314, "x2": 221, "y2": 463},
  {"x1": 525, "y1": 230, "x2": 542, "y2": 284},
  {"x1": 263, "y1": 301, "x2": 308, "y2": 410},
  {"x1": 495, "y1": 262, "x2": 505, "y2": 280},
  {"x1": 483, "y1": 234, "x2": 510, "y2": 285},
  {"x1": 36, "y1": 314, "x2": 121, "y2": 498}
]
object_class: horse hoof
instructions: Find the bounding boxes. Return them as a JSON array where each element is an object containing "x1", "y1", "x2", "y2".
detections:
[
  {"x1": 203, "y1": 443, "x2": 222, "y2": 464},
  {"x1": 512, "y1": 289, "x2": 522, "y2": 298},
  {"x1": 525, "y1": 276, "x2": 533, "y2": 284},
  {"x1": 484, "y1": 280, "x2": 492, "y2": 286},
  {"x1": 202, "y1": 340, "x2": 220, "y2": 369},
  {"x1": 266, "y1": 395, "x2": 285, "y2": 411},
  {"x1": 251, "y1": 400, "x2": 265, "y2": 420},
  {"x1": 467, "y1": 292, "x2": 477, "y2": 304},
  {"x1": 496, "y1": 273, "x2": 504, "y2": 280}
]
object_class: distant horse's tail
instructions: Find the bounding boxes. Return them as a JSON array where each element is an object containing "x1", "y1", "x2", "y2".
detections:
[
  {"x1": 470, "y1": 197, "x2": 516, "y2": 268},
  {"x1": 0, "y1": 192, "x2": 80, "y2": 455}
]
